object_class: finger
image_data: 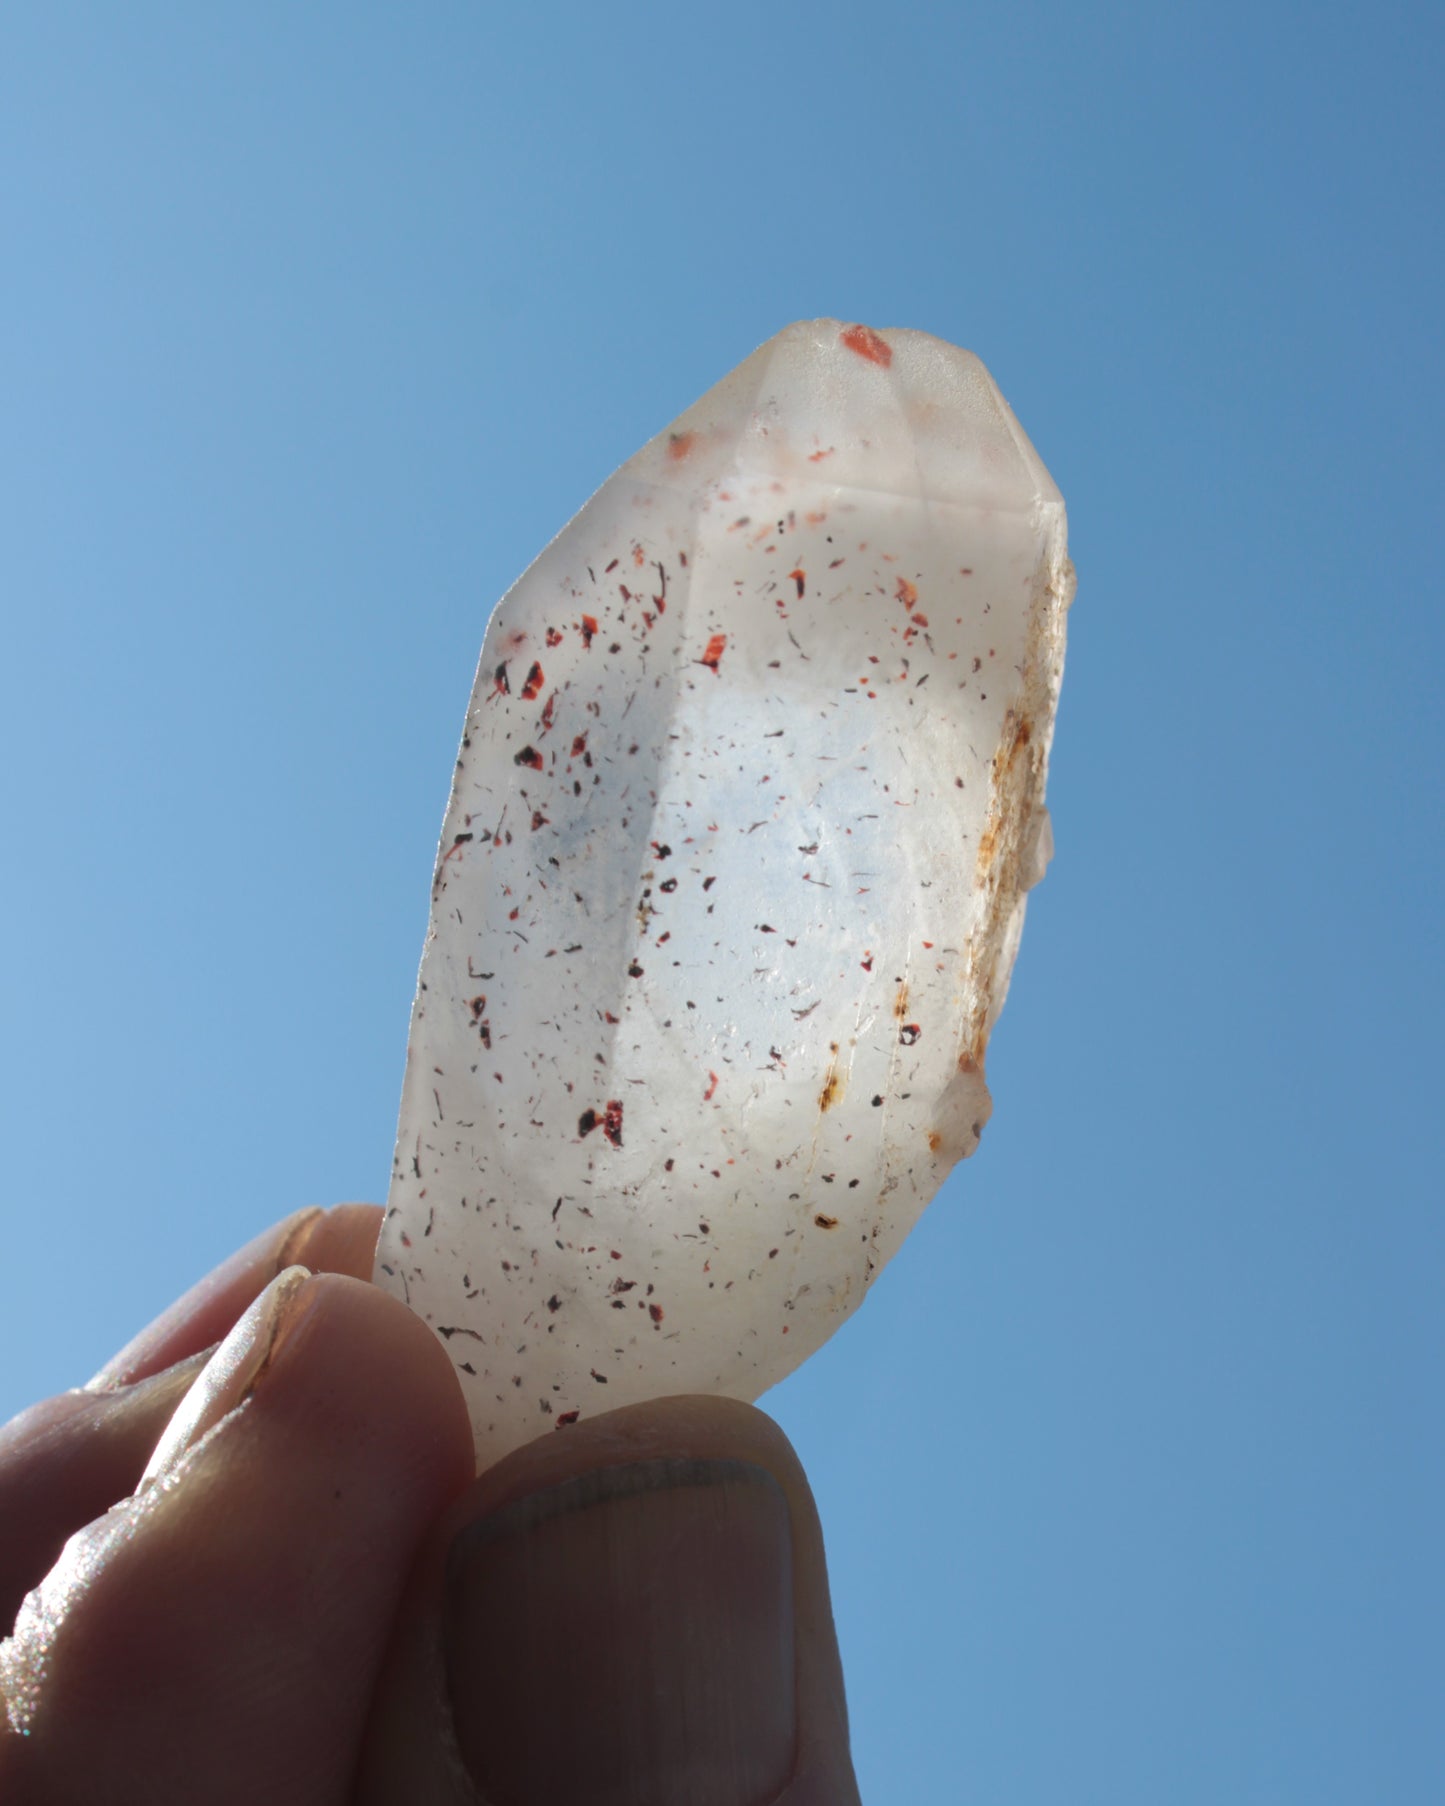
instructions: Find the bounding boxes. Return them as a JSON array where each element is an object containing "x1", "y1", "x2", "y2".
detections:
[
  {"x1": 358, "y1": 1394, "x2": 862, "y2": 1805},
  {"x1": 0, "y1": 1205, "x2": 385, "y2": 1629},
  {"x1": 86, "y1": 1201, "x2": 382, "y2": 1391},
  {"x1": 0, "y1": 1348, "x2": 217, "y2": 1635},
  {"x1": 0, "y1": 1269, "x2": 472, "y2": 1804}
]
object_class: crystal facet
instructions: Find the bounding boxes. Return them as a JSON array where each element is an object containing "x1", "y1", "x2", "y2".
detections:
[{"x1": 376, "y1": 321, "x2": 1072, "y2": 1461}]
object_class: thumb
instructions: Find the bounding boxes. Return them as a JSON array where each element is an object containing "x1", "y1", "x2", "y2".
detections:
[{"x1": 358, "y1": 1395, "x2": 862, "y2": 1804}]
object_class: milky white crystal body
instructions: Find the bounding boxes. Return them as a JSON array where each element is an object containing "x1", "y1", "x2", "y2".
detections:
[{"x1": 376, "y1": 320, "x2": 1072, "y2": 1462}]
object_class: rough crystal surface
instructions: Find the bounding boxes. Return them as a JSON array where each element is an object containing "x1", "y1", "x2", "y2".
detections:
[{"x1": 375, "y1": 320, "x2": 1072, "y2": 1462}]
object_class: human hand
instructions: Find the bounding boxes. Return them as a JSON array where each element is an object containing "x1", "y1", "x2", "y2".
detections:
[{"x1": 0, "y1": 1205, "x2": 861, "y2": 1803}]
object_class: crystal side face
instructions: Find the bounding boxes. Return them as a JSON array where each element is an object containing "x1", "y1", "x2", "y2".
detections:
[{"x1": 376, "y1": 321, "x2": 1072, "y2": 1462}]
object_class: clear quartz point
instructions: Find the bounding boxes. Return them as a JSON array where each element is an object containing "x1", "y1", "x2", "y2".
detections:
[{"x1": 376, "y1": 320, "x2": 1073, "y2": 1462}]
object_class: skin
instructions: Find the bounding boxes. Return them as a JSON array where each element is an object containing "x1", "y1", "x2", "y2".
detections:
[{"x1": 0, "y1": 1205, "x2": 861, "y2": 1804}]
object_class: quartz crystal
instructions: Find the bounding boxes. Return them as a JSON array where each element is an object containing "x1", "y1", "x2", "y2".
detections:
[{"x1": 376, "y1": 320, "x2": 1072, "y2": 1462}]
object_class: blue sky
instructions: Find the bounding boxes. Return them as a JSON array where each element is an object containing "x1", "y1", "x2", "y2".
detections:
[{"x1": 2, "y1": 4, "x2": 1442, "y2": 1799}]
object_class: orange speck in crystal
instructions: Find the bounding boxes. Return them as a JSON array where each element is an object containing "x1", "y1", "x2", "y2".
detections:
[{"x1": 841, "y1": 324, "x2": 893, "y2": 368}]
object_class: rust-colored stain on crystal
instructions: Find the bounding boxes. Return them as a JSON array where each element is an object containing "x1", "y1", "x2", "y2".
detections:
[
  {"x1": 974, "y1": 714, "x2": 1035, "y2": 879},
  {"x1": 818, "y1": 1043, "x2": 844, "y2": 1113}
]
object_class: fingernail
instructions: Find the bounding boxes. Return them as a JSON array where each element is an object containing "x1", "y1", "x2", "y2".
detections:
[
  {"x1": 138, "y1": 1265, "x2": 314, "y2": 1487},
  {"x1": 444, "y1": 1456, "x2": 797, "y2": 1806},
  {"x1": 86, "y1": 1206, "x2": 323, "y2": 1391}
]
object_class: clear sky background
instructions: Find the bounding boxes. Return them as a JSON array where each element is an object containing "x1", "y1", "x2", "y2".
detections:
[{"x1": 2, "y1": 5, "x2": 1441, "y2": 1800}]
